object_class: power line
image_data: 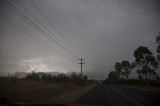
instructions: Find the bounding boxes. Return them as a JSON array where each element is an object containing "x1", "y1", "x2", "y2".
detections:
[
  {"x1": 3, "y1": 0, "x2": 78, "y2": 61},
  {"x1": 29, "y1": 0, "x2": 79, "y2": 59},
  {"x1": 0, "y1": 15, "x2": 41, "y2": 44},
  {"x1": 0, "y1": 1, "x2": 69, "y2": 60},
  {"x1": 0, "y1": 0, "x2": 48, "y2": 42},
  {"x1": 15, "y1": 0, "x2": 78, "y2": 60},
  {"x1": 0, "y1": 1, "x2": 55, "y2": 49},
  {"x1": 19, "y1": 0, "x2": 79, "y2": 60}
]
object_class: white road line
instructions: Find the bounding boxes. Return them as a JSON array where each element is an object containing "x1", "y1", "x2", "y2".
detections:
[{"x1": 109, "y1": 86, "x2": 143, "y2": 106}]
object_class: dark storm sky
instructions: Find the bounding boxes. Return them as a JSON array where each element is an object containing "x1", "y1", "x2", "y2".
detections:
[{"x1": 0, "y1": 0, "x2": 160, "y2": 79}]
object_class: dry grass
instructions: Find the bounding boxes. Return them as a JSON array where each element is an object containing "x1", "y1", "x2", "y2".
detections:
[
  {"x1": 0, "y1": 78, "x2": 95, "y2": 103},
  {"x1": 48, "y1": 84, "x2": 96, "y2": 104}
]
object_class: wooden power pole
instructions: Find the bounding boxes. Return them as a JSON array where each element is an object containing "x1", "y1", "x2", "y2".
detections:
[{"x1": 79, "y1": 58, "x2": 85, "y2": 78}]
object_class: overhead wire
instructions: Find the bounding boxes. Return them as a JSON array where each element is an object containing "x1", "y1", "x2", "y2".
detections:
[
  {"x1": 1, "y1": 0, "x2": 78, "y2": 62},
  {"x1": 0, "y1": 14, "x2": 57, "y2": 50},
  {"x1": 0, "y1": 13, "x2": 41, "y2": 44},
  {"x1": 0, "y1": 1, "x2": 53, "y2": 49},
  {"x1": 0, "y1": 0, "x2": 48, "y2": 42},
  {"x1": 15, "y1": 0, "x2": 78, "y2": 61},
  {"x1": 29, "y1": 0, "x2": 80, "y2": 59}
]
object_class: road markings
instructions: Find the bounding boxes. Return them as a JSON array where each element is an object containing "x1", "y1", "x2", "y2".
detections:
[{"x1": 109, "y1": 86, "x2": 143, "y2": 106}]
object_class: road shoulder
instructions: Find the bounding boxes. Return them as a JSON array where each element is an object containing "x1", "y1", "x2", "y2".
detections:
[{"x1": 47, "y1": 84, "x2": 96, "y2": 104}]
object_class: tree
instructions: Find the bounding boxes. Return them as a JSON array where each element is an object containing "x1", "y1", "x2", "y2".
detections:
[
  {"x1": 115, "y1": 62, "x2": 122, "y2": 79},
  {"x1": 133, "y1": 46, "x2": 158, "y2": 85},
  {"x1": 108, "y1": 71, "x2": 118, "y2": 84},
  {"x1": 120, "y1": 61, "x2": 132, "y2": 80},
  {"x1": 156, "y1": 32, "x2": 160, "y2": 63},
  {"x1": 156, "y1": 32, "x2": 160, "y2": 79}
]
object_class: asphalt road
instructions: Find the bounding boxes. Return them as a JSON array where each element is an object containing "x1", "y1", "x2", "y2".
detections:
[{"x1": 75, "y1": 84, "x2": 160, "y2": 106}]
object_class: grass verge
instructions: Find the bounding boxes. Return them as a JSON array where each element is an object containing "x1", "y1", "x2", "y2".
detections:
[
  {"x1": 47, "y1": 84, "x2": 96, "y2": 104},
  {"x1": 0, "y1": 78, "x2": 95, "y2": 104}
]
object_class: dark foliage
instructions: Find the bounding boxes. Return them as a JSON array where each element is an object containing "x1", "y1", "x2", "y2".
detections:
[{"x1": 24, "y1": 71, "x2": 93, "y2": 84}]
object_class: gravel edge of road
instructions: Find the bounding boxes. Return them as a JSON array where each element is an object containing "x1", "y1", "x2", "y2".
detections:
[
  {"x1": 47, "y1": 84, "x2": 97, "y2": 104},
  {"x1": 118, "y1": 85, "x2": 160, "y2": 94}
]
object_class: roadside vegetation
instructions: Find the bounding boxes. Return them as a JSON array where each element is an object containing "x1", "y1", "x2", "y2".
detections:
[
  {"x1": 0, "y1": 72, "x2": 96, "y2": 104},
  {"x1": 104, "y1": 33, "x2": 160, "y2": 88}
]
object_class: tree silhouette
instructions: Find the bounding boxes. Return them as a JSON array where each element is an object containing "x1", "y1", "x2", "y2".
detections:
[
  {"x1": 115, "y1": 62, "x2": 122, "y2": 79},
  {"x1": 108, "y1": 71, "x2": 118, "y2": 84},
  {"x1": 156, "y1": 32, "x2": 160, "y2": 63},
  {"x1": 134, "y1": 46, "x2": 158, "y2": 85},
  {"x1": 120, "y1": 61, "x2": 132, "y2": 80}
]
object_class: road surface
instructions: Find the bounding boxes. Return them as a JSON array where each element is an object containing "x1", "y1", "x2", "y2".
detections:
[{"x1": 75, "y1": 84, "x2": 160, "y2": 106}]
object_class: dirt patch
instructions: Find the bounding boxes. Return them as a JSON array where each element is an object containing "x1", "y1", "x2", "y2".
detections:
[{"x1": 47, "y1": 84, "x2": 96, "y2": 104}]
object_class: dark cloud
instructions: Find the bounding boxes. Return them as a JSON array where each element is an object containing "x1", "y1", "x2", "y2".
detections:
[{"x1": 0, "y1": 0, "x2": 160, "y2": 79}]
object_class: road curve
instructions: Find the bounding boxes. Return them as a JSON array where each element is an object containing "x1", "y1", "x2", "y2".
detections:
[{"x1": 75, "y1": 84, "x2": 160, "y2": 106}]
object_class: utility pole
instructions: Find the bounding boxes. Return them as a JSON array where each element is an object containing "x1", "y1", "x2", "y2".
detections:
[{"x1": 79, "y1": 58, "x2": 85, "y2": 78}]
